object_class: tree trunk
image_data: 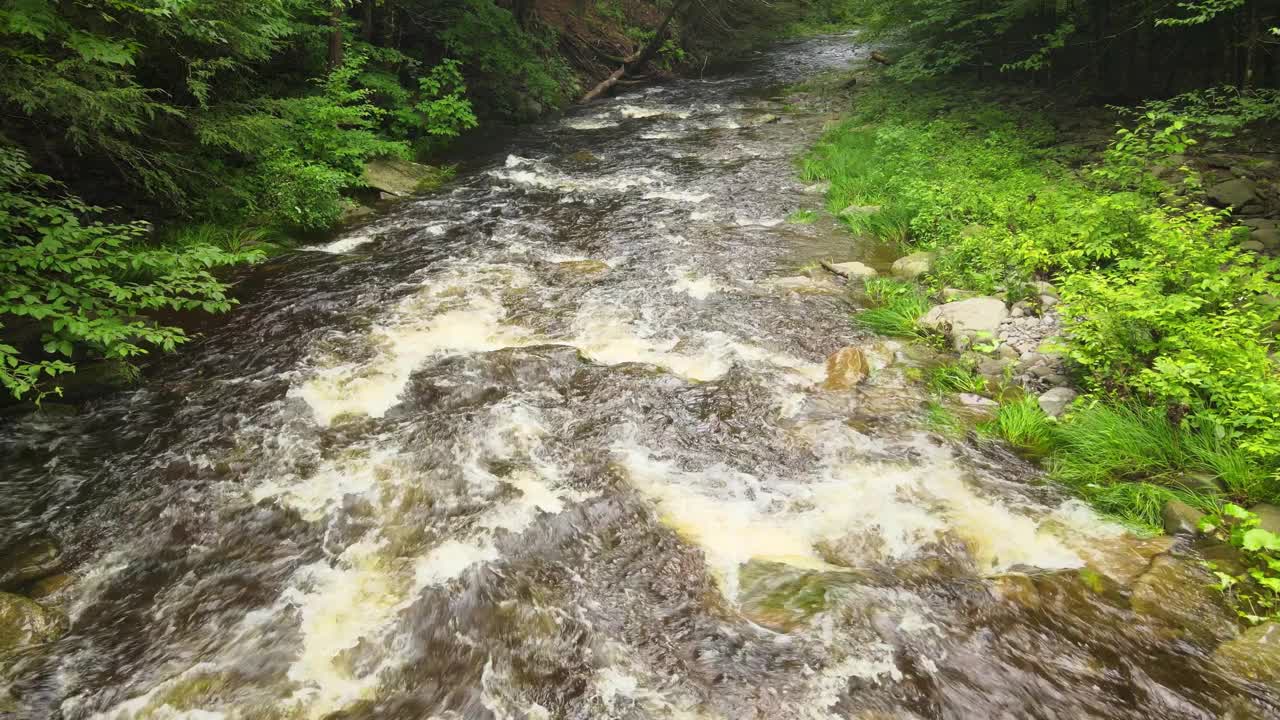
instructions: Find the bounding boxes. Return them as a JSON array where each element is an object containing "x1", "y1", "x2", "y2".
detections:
[
  {"x1": 328, "y1": 4, "x2": 344, "y2": 69},
  {"x1": 362, "y1": 0, "x2": 374, "y2": 43}
]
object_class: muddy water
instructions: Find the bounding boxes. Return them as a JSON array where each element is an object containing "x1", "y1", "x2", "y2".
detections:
[{"x1": 1, "y1": 36, "x2": 1274, "y2": 720}]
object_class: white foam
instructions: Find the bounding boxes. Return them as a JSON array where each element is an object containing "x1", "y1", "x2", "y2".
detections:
[{"x1": 292, "y1": 264, "x2": 534, "y2": 425}]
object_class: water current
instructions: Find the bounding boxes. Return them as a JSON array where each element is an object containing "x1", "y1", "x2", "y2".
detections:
[{"x1": 2, "y1": 35, "x2": 1276, "y2": 720}]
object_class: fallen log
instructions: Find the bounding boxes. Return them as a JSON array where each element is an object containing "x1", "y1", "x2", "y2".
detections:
[
  {"x1": 871, "y1": 51, "x2": 893, "y2": 66},
  {"x1": 579, "y1": 0, "x2": 692, "y2": 103}
]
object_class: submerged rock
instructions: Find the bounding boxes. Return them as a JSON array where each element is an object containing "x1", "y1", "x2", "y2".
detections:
[
  {"x1": 0, "y1": 536, "x2": 63, "y2": 591},
  {"x1": 0, "y1": 592, "x2": 68, "y2": 655},
  {"x1": 890, "y1": 251, "x2": 936, "y2": 280},
  {"x1": 1131, "y1": 554, "x2": 1238, "y2": 644},
  {"x1": 1214, "y1": 622, "x2": 1280, "y2": 688},
  {"x1": 1161, "y1": 500, "x2": 1205, "y2": 536},
  {"x1": 823, "y1": 347, "x2": 870, "y2": 389}
]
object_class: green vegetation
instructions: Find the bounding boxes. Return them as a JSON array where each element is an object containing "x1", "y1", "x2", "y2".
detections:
[
  {"x1": 981, "y1": 396, "x2": 1055, "y2": 457},
  {"x1": 853, "y1": 277, "x2": 931, "y2": 337},
  {"x1": 0, "y1": 0, "x2": 790, "y2": 401},
  {"x1": 787, "y1": 209, "x2": 818, "y2": 224},
  {"x1": 926, "y1": 361, "x2": 987, "y2": 395},
  {"x1": 804, "y1": 75, "x2": 1280, "y2": 526},
  {"x1": 1202, "y1": 504, "x2": 1280, "y2": 624}
]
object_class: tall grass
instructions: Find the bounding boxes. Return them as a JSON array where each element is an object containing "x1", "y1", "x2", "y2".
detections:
[
  {"x1": 981, "y1": 396, "x2": 1055, "y2": 456},
  {"x1": 926, "y1": 362, "x2": 987, "y2": 395},
  {"x1": 854, "y1": 277, "x2": 930, "y2": 337},
  {"x1": 1050, "y1": 403, "x2": 1272, "y2": 505}
]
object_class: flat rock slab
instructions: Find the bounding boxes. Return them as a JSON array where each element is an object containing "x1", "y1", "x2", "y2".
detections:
[{"x1": 920, "y1": 297, "x2": 1009, "y2": 345}]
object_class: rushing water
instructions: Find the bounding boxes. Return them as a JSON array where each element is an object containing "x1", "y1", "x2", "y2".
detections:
[{"x1": 2, "y1": 35, "x2": 1276, "y2": 720}]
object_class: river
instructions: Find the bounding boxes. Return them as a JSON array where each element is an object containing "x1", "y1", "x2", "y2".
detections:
[{"x1": 1, "y1": 34, "x2": 1274, "y2": 720}]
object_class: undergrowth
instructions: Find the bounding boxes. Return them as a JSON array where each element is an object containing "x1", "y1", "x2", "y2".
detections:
[{"x1": 804, "y1": 79, "x2": 1280, "y2": 525}]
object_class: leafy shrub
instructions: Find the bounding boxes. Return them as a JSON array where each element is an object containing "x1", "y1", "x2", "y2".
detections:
[
  {"x1": 1201, "y1": 504, "x2": 1280, "y2": 624},
  {"x1": 0, "y1": 147, "x2": 259, "y2": 400}
]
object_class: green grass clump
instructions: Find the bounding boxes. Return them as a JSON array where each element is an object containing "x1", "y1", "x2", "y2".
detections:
[
  {"x1": 787, "y1": 209, "x2": 818, "y2": 224},
  {"x1": 924, "y1": 400, "x2": 965, "y2": 438},
  {"x1": 926, "y1": 362, "x2": 987, "y2": 395},
  {"x1": 854, "y1": 277, "x2": 930, "y2": 337},
  {"x1": 1053, "y1": 405, "x2": 1272, "y2": 497},
  {"x1": 980, "y1": 396, "x2": 1055, "y2": 456}
]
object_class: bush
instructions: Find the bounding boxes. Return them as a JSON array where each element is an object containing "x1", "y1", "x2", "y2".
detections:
[{"x1": 0, "y1": 147, "x2": 259, "y2": 400}]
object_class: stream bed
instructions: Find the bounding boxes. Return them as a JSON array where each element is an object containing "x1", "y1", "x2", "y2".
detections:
[{"x1": 1, "y1": 34, "x2": 1276, "y2": 720}]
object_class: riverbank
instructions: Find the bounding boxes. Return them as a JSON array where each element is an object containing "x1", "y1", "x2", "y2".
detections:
[{"x1": 791, "y1": 64, "x2": 1280, "y2": 623}]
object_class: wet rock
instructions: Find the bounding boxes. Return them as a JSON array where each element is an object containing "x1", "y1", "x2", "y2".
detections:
[
  {"x1": 1173, "y1": 471, "x2": 1226, "y2": 497},
  {"x1": 1036, "y1": 387, "x2": 1076, "y2": 417},
  {"x1": 0, "y1": 592, "x2": 68, "y2": 655},
  {"x1": 956, "y1": 393, "x2": 998, "y2": 421},
  {"x1": 1249, "y1": 503, "x2": 1280, "y2": 533},
  {"x1": 823, "y1": 347, "x2": 870, "y2": 389},
  {"x1": 1208, "y1": 178, "x2": 1259, "y2": 209},
  {"x1": 363, "y1": 158, "x2": 441, "y2": 197},
  {"x1": 802, "y1": 181, "x2": 830, "y2": 195},
  {"x1": 1214, "y1": 622, "x2": 1280, "y2": 688},
  {"x1": 919, "y1": 297, "x2": 1009, "y2": 350},
  {"x1": 1131, "y1": 554, "x2": 1238, "y2": 643},
  {"x1": 826, "y1": 261, "x2": 877, "y2": 278},
  {"x1": 1161, "y1": 500, "x2": 1205, "y2": 536},
  {"x1": 566, "y1": 150, "x2": 599, "y2": 164},
  {"x1": 555, "y1": 259, "x2": 609, "y2": 276},
  {"x1": 990, "y1": 573, "x2": 1041, "y2": 609},
  {"x1": 890, "y1": 251, "x2": 936, "y2": 280},
  {"x1": 839, "y1": 204, "x2": 882, "y2": 216},
  {"x1": 1240, "y1": 239, "x2": 1266, "y2": 253},
  {"x1": 340, "y1": 203, "x2": 375, "y2": 223},
  {"x1": 0, "y1": 536, "x2": 63, "y2": 591},
  {"x1": 27, "y1": 573, "x2": 74, "y2": 600}
]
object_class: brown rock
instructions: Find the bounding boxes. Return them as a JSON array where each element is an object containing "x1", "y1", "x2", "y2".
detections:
[{"x1": 823, "y1": 347, "x2": 870, "y2": 389}]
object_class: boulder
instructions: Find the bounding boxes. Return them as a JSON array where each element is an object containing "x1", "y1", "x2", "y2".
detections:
[
  {"x1": 1036, "y1": 387, "x2": 1076, "y2": 416},
  {"x1": 826, "y1": 261, "x2": 877, "y2": 278},
  {"x1": 1250, "y1": 503, "x2": 1280, "y2": 533},
  {"x1": 1215, "y1": 622, "x2": 1280, "y2": 688},
  {"x1": 1161, "y1": 500, "x2": 1205, "y2": 536},
  {"x1": 363, "y1": 158, "x2": 442, "y2": 197},
  {"x1": 941, "y1": 287, "x2": 978, "y2": 301},
  {"x1": 339, "y1": 203, "x2": 375, "y2": 224},
  {"x1": 0, "y1": 592, "x2": 68, "y2": 655},
  {"x1": 1239, "y1": 240, "x2": 1266, "y2": 253},
  {"x1": 1253, "y1": 227, "x2": 1280, "y2": 250},
  {"x1": 919, "y1": 297, "x2": 1009, "y2": 349},
  {"x1": 1030, "y1": 280, "x2": 1058, "y2": 298},
  {"x1": 0, "y1": 536, "x2": 63, "y2": 591},
  {"x1": 1038, "y1": 294, "x2": 1059, "y2": 309},
  {"x1": 956, "y1": 393, "x2": 998, "y2": 421},
  {"x1": 890, "y1": 251, "x2": 936, "y2": 280},
  {"x1": 823, "y1": 347, "x2": 870, "y2": 389},
  {"x1": 1208, "y1": 178, "x2": 1259, "y2": 209},
  {"x1": 1131, "y1": 554, "x2": 1238, "y2": 644}
]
